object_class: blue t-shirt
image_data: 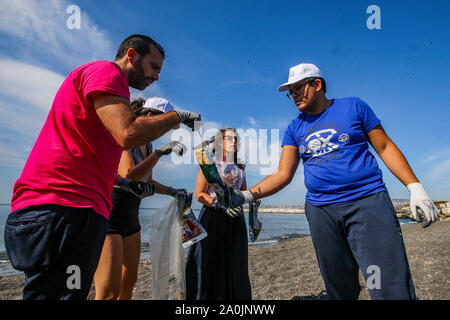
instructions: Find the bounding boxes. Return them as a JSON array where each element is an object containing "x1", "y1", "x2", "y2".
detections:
[{"x1": 282, "y1": 97, "x2": 386, "y2": 205}]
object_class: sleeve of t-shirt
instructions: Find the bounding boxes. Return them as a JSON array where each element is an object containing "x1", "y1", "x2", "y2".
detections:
[
  {"x1": 281, "y1": 121, "x2": 298, "y2": 148},
  {"x1": 81, "y1": 61, "x2": 130, "y2": 102},
  {"x1": 356, "y1": 98, "x2": 381, "y2": 133}
]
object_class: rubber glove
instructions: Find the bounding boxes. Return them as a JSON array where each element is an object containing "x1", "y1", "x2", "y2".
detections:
[
  {"x1": 155, "y1": 141, "x2": 186, "y2": 157},
  {"x1": 214, "y1": 201, "x2": 243, "y2": 218},
  {"x1": 174, "y1": 110, "x2": 202, "y2": 131},
  {"x1": 407, "y1": 182, "x2": 440, "y2": 228},
  {"x1": 118, "y1": 178, "x2": 155, "y2": 199},
  {"x1": 226, "y1": 186, "x2": 254, "y2": 208},
  {"x1": 167, "y1": 187, "x2": 188, "y2": 198}
]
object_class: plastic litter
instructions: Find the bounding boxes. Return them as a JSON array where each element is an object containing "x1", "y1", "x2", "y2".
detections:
[
  {"x1": 194, "y1": 141, "x2": 230, "y2": 207},
  {"x1": 249, "y1": 200, "x2": 262, "y2": 242}
]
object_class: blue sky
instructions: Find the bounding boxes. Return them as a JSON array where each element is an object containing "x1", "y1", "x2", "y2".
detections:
[{"x1": 0, "y1": 0, "x2": 449, "y2": 209}]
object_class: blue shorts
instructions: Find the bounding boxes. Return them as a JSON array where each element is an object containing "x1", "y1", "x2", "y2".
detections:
[
  {"x1": 305, "y1": 190, "x2": 416, "y2": 300},
  {"x1": 4, "y1": 204, "x2": 106, "y2": 300}
]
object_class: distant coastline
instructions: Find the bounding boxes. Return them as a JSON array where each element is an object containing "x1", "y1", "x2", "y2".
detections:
[{"x1": 2, "y1": 198, "x2": 449, "y2": 220}]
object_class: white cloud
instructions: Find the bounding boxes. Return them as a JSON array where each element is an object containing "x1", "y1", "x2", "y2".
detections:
[
  {"x1": 429, "y1": 158, "x2": 450, "y2": 180},
  {"x1": 0, "y1": 59, "x2": 64, "y2": 112},
  {"x1": 0, "y1": 0, "x2": 114, "y2": 172},
  {"x1": 425, "y1": 148, "x2": 450, "y2": 162},
  {"x1": 0, "y1": 144, "x2": 27, "y2": 169},
  {"x1": 130, "y1": 84, "x2": 166, "y2": 103},
  {"x1": 248, "y1": 117, "x2": 257, "y2": 127},
  {"x1": 0, "y1": 0, "x2": 113, "y2": 68},
  {"x1": 0, "y1": 59, "x2": 67, "y2": 169},
  {"x1": 0, "y1": 59, "x2": 65, "y2": 138}
]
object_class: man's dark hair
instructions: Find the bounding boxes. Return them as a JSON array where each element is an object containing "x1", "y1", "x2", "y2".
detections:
[
  {"x1": 304, "y1": 77, "x2": 327, "y2": 93},
  {"x1": 115, "y1": 34, "x2": 165, "y2": 60}
]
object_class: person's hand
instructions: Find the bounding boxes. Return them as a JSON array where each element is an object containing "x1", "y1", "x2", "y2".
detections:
[
  {"x1": 215, "y1": 202, "x2": 243, "y2": 218},
  {"x1": 155, "y1": 141, "x2": 186, "y2": 157},
  {"x1": 201, "y1": 194, "x2": 217, "y2": 207},
  {"x1": 119, "y1": 178, "x2": 155, "y2": 199},
  {"x1": 224, "y1": 186, "x2": 254, "y2": 208},
  {"x1": 174, "y1": 110, "x2": 202, "y2": 131},
  {"x1": 407, "y1": 182, "x2": 440, "y2": 228},
  {"x1": 167, "y1": 187, "x2": 187, "y2": 198}
]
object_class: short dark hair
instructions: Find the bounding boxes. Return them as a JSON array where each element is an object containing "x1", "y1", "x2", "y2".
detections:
[
  {"x1": 304, "y1": 77, "x2": 326, "y2": 93},
  {"x1": 115, "y1": 34, "x2": 165, "y2": 60}
]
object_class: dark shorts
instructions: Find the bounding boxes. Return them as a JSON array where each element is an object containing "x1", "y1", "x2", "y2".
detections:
[
  {"x1": 106, "y1": 189, "x2": 141, "y2": 237},
  {"x1": 305, "y1": 190, "x2": 416, "y2": 300},
  {"x1": 4, "y1": 204, "x2": 106, "y2": 300}
]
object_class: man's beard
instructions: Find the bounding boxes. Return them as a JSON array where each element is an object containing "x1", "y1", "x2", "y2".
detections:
[{"x1": 129, "y1": 57, "x2": 151, "y2": 90}]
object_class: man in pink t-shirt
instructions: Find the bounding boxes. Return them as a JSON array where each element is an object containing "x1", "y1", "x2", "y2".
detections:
[{"x1": 4, "y1": 34, "x2": 201, "y2": 300}]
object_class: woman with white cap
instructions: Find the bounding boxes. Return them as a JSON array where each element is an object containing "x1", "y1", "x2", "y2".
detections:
[{"x1": 94, "y1": 97, "x2": 187, "y2": 300}]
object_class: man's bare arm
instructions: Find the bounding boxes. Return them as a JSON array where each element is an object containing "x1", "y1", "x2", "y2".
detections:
[
  {"x1": 248, "y1": 145, "x2": 300, "y2": 200},
  {"x1": 93, "y1": 93, "x2": 180, "y2": 149},
  {"x1": 367, "y1": 124, "x2": 419, "y2": 186}
]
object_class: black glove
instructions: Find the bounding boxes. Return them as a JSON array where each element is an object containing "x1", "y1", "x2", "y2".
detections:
[
  {"x1": 155, "y1": 141, "x2": 187, "y2": 157},
  {"x1": 118, "y1": 178, "x2": 155, "y2": 199},
  {"x1": 221, "y1": 185, "x2": 254, "y2": 209},
  {"x1": 167, "y1": 187, "x2": 187, "y2": 198},
  {"x1": 216, "y1": 203, "x2": 243, "y2": 218}
]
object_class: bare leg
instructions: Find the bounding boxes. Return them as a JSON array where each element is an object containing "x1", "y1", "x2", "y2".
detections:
[
  {"x1": 93, "y1": 234, "x2": 124, "y2": 300},
  {"x1": 118, "y1": 232, "x2": 141, "y2": 300}
]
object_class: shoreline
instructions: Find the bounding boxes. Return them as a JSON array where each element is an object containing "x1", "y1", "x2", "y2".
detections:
[
  {"x1": 0, "y1": 233, "x2": 311, "y2": 278},
  {"x1": 0, "y1": 220, "x2": 448, "y2": 300}
]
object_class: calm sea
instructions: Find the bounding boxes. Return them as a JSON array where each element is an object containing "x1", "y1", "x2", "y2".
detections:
[{"x1": 0, "y1": 204, "x2": 415, "y2": 276}]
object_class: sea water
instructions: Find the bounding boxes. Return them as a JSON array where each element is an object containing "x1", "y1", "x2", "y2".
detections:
[{"x1": 0, "y1": 204, "x2": 415, "y2": 277}]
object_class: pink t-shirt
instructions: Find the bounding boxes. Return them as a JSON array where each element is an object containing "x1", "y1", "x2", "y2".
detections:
[{"x1": 11, "y1": 61, "x2": 130, "y2": 219}]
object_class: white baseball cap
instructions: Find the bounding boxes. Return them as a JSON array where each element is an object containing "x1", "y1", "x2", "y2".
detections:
[
  {"x1": 142, "y1": 97, "x2": 174, "y2": 114},
  {"x1": 277, "y1": 63, "x2": 323, "y2": 92}
]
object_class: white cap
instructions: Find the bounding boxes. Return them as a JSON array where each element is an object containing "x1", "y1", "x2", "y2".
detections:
[
  {"x1": 277, "y1": 63, "x2": 323, "y2": 92},
  {"x1": 142, "y1": 97, "x2": 174, "y2": 114}
]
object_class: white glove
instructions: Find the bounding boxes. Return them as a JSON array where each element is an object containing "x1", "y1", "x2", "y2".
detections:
[
  {"x1": 407, "y1": 182, "x2": 440, "y2": 227},
  {"x1": 174, "y1": 110, "x2": 202, "y2": 131}
]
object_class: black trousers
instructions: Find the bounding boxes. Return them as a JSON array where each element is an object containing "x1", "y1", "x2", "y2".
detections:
[{"x1": 4, "y1": 204, "x2": 106, "y2": 300}]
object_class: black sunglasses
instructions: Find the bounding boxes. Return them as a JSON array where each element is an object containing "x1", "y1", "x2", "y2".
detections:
[{"x1": 286, "y1": 79, "x2": 316, "y2": 100}]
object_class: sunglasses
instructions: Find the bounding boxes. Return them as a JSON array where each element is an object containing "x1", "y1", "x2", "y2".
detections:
[
  {"x1": 286, "y1": 79, "x2": 315, "y2": 100},
  {"x1": 224, "y1": 135, "x2": 238, "y2": 142}
]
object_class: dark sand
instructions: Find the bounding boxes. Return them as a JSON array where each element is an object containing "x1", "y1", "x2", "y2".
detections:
[{"x1": 0, "y1": 220, "x2": 448, "y2": 300}]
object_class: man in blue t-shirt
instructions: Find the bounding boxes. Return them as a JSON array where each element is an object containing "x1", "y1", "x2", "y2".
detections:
[{"x1": 225, "y1": 63, "x2": 440, "y2": 300}]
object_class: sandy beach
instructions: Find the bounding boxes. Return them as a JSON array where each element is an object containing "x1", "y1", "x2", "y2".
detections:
[{"x1": 0, "y1": 220, "x2": 448, "y2": 300}]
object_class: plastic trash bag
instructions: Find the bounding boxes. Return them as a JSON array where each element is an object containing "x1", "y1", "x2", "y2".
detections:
[
  {"x1": 149, "y1": 192, "x2": 207, "y2": 300},
  {"x1": 248, "y1": 200, "x2": 262, "y2": 242},
  {"x1": 149, "y1": 194, "x2": 186, "y2": 300}
]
